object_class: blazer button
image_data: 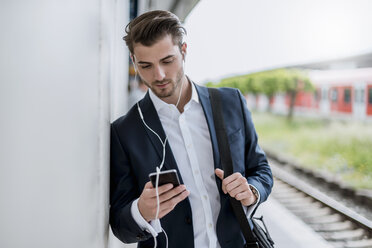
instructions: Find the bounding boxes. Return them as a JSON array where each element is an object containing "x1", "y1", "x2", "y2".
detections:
[
  {"x1": 185, "y1": 217, "x2": 192, "y2": 225},
  {"x1": 136, "y1": 234, "x2": 144, "y2": 240}
]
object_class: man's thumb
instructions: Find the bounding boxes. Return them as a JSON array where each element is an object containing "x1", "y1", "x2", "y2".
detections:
[{"x1": 215, "y1": 168, "x2": 224, "y2": 180}]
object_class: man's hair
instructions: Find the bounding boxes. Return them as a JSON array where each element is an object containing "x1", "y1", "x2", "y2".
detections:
[{"x1": 123, "y1": 10, "x2": 187, "y2": 55}]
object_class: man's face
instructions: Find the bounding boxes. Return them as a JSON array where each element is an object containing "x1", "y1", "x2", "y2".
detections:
[{"x1": 132, "y1": 35, "x2": 185, "y2": 99}]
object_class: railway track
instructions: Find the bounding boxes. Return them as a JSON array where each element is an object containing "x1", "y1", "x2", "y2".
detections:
[{"x1": 269, "y1": 159, "x2": 372, "y2": 248}]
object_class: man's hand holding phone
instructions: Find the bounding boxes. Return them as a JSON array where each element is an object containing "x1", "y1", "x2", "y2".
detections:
[{"x1": 138, "y1": 171, "x2": 189, "y2": 222}]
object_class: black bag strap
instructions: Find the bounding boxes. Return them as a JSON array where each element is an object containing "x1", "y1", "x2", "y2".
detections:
[{"x1": 208, "y1": 88, "x2": 259, "y2": 248}]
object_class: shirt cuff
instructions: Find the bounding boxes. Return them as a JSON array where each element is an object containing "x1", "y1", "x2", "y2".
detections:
[
  {"x1": 130, "y1": 198, "x2": 162, "y2": 237},
  {"x1": 242, "y1": 184, "x2": 261, "y2": 217}
]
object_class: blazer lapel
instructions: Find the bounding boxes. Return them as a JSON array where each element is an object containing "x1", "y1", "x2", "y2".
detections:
[
  {"x1": 194, "y1": 83, "x2": 222, "y2": 171},
  {"x1": 138, "y1": 93, "x2": 182, "y2": 179}
]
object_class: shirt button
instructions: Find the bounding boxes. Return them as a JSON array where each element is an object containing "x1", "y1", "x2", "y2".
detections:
[
  {"x1": 209, "y1": 223, "x2": 213, "y2": 228},
  {"x1": 194, "y1": 170, "x2": 199, "y2": 175},
  {"x1": 203, "y1": 195, "x2": 207, "y2": 200}
]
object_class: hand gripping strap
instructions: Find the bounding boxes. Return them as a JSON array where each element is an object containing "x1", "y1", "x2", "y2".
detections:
[{"x1": 208, "y1": 88, "x2": 258, "y2": 245}]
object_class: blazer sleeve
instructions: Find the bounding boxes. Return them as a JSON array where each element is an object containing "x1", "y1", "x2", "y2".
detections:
[
  {"x1": 237, "y1": 90, "x2": 273, "y2": 204},
  {"x1": 109, "y1": 123, "x2": 152, "y2": 243}
]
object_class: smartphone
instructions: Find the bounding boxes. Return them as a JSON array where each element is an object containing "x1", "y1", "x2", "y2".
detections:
[{"x1": 149, "y1": 169, "x2": 181, "y2": 187}]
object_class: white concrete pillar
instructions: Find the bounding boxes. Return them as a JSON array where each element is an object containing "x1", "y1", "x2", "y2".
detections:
[{"x1": 0, "y1": 0, "x2": 129, "y2": 247}]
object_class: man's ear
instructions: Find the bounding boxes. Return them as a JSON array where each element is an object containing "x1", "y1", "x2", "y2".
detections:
[
  {"x1": 181, "y1": 42, "x2": 187, "y2": 59},
  {"x1": 130, "y1": 54, "x2": 138, "y2": 72}
]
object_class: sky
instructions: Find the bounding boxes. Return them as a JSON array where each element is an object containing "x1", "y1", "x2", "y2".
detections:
[{"x1": 184, "y1": 0, "x2": 372, "y2": 83}]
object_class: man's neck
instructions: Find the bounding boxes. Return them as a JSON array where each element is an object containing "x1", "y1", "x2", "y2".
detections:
[{"x1": 163, "y1": 76, "x2": 191, "y2": 113}]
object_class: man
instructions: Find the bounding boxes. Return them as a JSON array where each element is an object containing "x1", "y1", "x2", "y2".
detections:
[{"x1": 110, "y1": 10, "x2": 273, "y2": 248}]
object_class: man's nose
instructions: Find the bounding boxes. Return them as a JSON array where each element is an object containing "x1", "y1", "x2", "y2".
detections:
[{"x1": 153, "y1": 66, "x2": 165, "y2": 81}]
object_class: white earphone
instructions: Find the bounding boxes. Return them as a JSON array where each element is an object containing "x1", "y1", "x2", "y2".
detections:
[{"x1": 131, "y1": 55, "x2": 138, "y2": 74}]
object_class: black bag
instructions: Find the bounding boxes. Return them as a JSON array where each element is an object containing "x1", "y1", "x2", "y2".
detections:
[
  {"x1": 208, "y1": 88, "x2": 275, "y2": 248},
  {"x1": 249, "y1": 216, "x2": 275, "y2": 248}
]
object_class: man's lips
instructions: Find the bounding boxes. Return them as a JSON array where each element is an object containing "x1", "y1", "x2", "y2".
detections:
[{"x1": 155, "y1": 82, "x2": 169, "y2": 89}]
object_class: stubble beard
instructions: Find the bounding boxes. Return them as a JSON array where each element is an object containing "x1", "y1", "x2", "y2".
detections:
[{"x1": 142, "y1": 67, "x2": 185, "y2": 99}]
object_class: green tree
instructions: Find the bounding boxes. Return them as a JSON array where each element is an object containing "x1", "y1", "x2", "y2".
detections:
[
  {"x1": 277, "y1": 69, "x2": 314, "y2": 120},
  {"x1": 259, "y1": 72, "x2": 280, "y2": 112},
  {"x1": 205, "y1": 69, "x2": 314, "y2": 120}
]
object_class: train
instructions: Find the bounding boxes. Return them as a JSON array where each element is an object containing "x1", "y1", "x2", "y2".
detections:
[{"x1": 246, "y1": 67, "x2": 372, "y2": 121}]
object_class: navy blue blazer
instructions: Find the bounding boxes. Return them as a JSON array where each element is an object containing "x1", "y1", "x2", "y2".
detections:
[{"x1": 110, "y1": 83, "x2": 273, "y2": 248}]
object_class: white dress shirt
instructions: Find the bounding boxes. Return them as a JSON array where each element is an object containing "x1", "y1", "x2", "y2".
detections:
[{"x1": 131, "y1": 81, "x2": 259, "y2": 247}]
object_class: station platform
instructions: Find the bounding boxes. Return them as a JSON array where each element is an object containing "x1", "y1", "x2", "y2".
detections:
[
  {"x1": 119, "y1": 196, "x2": 332, "y2": 248},
  {"x1": 256, "y1": 197, "x2": 332, "y2": 248}
]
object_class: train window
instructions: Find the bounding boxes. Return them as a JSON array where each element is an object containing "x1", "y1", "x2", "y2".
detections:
[
  {"x1": 344, "y1": 89, "x2": 351, "y2": 103},
  {"x1": 331, "y1": 89, "x2": 338, "y2": 102},
  {"x1": 369, "y1": 88, "x2": 372, "y2": 104},
  {"x1": 322, "y1": 89, "x2": 328, "y2": 100},
  {"x1": 361, "y1": 89, "x2": 364, "y2": 103},
  {"x1": 354, "y1": 89, "x2": 359, "y2": 103}
]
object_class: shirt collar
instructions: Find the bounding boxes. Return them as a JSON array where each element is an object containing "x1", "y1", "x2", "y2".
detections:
[{"x1": 149, "y1": 78, "x2": 199, "y2": 113}]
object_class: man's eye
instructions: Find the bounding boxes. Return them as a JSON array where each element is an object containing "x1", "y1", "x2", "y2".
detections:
[
  {"x1": 163, "y1": 59, "x2": 173, "y2": 64},
  {"x1": 141, "y1": 65, "x2": 151, "y2": 69}
]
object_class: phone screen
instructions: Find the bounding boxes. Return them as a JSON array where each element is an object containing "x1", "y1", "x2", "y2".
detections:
[{"x1": 149, "y1": 169, "x2": 180, "y2": 187}]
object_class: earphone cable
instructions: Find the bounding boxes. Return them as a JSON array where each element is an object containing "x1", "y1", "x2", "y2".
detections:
[{"x1": 137, "y1": 65, "x2": 186, "y2": 248}]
